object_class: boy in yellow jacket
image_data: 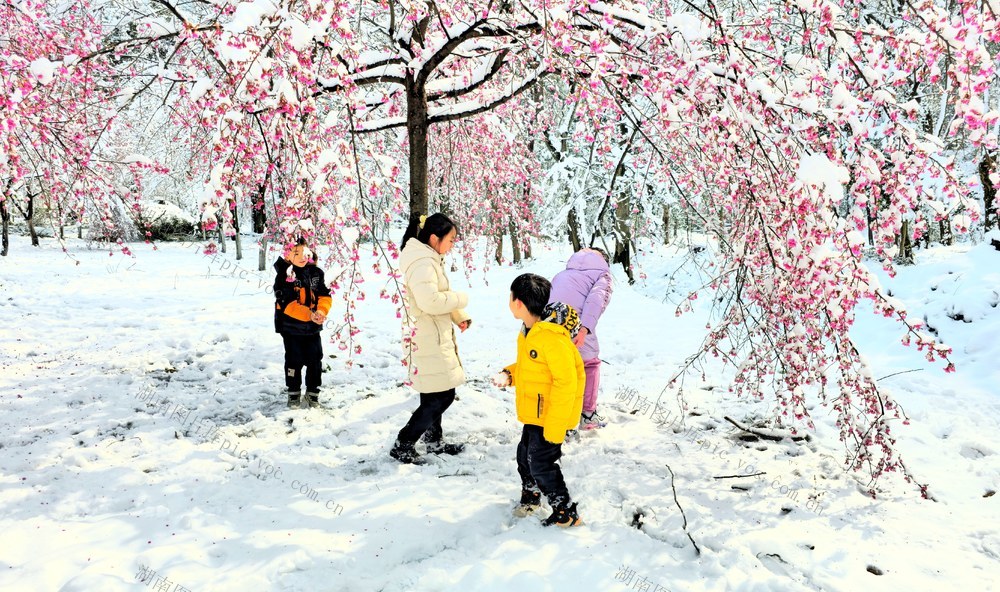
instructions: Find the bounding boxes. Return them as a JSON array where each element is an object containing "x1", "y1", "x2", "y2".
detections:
[{"x1": 493, "y1": 273, "x2": 585, "y2": 527}]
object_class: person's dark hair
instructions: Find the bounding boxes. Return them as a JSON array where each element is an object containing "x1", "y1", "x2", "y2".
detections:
[
  {"x1": 510, "y1": 273, "x2": 551, "y2": 318},
  {"x1": 593, "y1": 247, "x2": 609, "y2": 264},
  {"x1": 291, "y1": 237, "x2": 315, "y2": 265},
  {"x1": 588, "y1": 246, "x2": 610, "y2": 264},
  {"x1": 401, "y1": 213, "x2": 458, "y2": 247}
]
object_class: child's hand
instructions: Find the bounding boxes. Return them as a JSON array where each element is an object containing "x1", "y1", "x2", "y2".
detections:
[
  {"x1": 491, "y1": 371, "x2": 511, "y2": 388},
  {"x1": 311, "y1": 311, "x2": 326, "y2": 324},
  {"x1": 458, "y1": 320, "x2": 470, "y2": 333}
]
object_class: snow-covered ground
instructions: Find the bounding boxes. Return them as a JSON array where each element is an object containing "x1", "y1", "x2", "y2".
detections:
[{"x1": 0, "y1": 233, "x2": 997, "y2": 591}]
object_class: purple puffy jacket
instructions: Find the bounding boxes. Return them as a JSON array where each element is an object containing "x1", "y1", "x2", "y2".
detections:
[{"x1": 548, "y1": 250, "x2": 613, "y2": 360}]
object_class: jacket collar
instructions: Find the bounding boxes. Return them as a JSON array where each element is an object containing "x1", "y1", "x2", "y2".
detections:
[
  {"x1": 524, "y1": 320, "x2": 568, "y2": 338},
  {"x1": 400, "y1": 238, "x2": 442, "y2": 272}
]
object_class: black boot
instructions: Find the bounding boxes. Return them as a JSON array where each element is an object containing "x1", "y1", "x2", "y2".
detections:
[
  {"x1": 287, "y1": 390, "x2": 302, "y2": 409},
  {"x1": 389, "y1": 440, "x2": 427, "y2": 465},
  {"x1": 513, "y1": 488, "x2": 542, "y2": 518},
  {"x1": 425, "y1": 441, "x2": 465, "y2": 455},
  {"x1": 543, "y1": 501, "x2": 582, "y2": 527},
  {"x1": 305, "y1": 390, "x2": 320, "y2": 408}
]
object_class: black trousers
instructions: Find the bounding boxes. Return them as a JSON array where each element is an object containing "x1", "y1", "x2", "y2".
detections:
[
  {"x1": 517, "y1": 425, "x2": 570, "y2": 508},
  {"x1": 282, "y1": 333, "x2": 323, "y2": 392},
  {"x1": 396, "y1": 389, "x2": 456, "y2": 445}
]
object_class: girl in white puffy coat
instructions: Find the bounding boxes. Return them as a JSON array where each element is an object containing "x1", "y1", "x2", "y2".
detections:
[{"x1": 390, "y1": 213, "x2": 472, "y2": 464}]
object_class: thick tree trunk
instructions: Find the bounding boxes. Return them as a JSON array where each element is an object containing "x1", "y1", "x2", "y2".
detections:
[
  {"x1": 27, "y1": 218, "x2": 38, "y2": 246},
  {"x1": 494, "y1": 232, "x2": 504, "y2": 264},
  {"x1": 509, "y1": 220, "x2": 522, "y2": 264},
  {"x1": 614, "y1": 190, "x2": 635, "y2": 284},
  {"x1": 939, "y1": 218, "x2": 951, "y2": 246},
  {"x1": 252, "y1": 184, "x2": 267, "y2": 234},
  {"x1": 897, "y1": 220, "x2": 913, "y2": 264},
  {"x1": 567, "y1": 207, "x2": 582, "y2": 251},
  {"x1": 979, "y1": 151, "x2": 997, "y2": 230},
  {"x1": 407, "y1": 75, "x2": 429, "y2": 231},
  {"x1": 614, "y1": 239, "x2": 633, "y2": 283}
]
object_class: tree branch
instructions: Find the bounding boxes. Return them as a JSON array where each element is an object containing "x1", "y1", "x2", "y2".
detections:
[
  {"x1": 724, "y1": 416, "x2": 811, "y2": 442},
  {"x1": 426, "y1": 48, "x2": 510, "y2": 102},
  {"x1": 426, "y1": 68, "x2": 544, "y2": 125},
  {"x1": 665, "y1": 464, "x2": 701, "y2": 555}
]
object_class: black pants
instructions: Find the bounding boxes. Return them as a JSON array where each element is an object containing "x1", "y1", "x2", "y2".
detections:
[
  {"x1": 517, "y1": 425, "x2": 570, "y2": 508},
  {"x1": 282, "y1": 333, "x2": 323, "y2": 392},
  {"x1": 396, "y1": 389, "x2": 456, "y2": 445}
]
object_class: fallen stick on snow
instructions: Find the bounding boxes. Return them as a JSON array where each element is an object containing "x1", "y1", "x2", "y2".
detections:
[
  {"x1": 713, "y1": 472, "x2": 767, "y2": 479},
  {"x1": 724, "y1": 416, "x2": 811, "y2": 442},
  {"x1": 665, "y1": 464, "x2": 701, "y2": 556}
]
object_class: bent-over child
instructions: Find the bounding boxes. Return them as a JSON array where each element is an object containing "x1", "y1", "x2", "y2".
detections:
[{"x1": 549, "y1": 247, "x2": 613, "y2": 430}]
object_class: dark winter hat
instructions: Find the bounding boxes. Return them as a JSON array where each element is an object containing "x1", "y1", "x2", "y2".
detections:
[{"x1": 542, "y1": 302, "x2": 581, "y2": 339}]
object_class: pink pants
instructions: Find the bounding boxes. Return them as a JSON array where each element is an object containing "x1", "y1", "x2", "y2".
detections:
[{"x1": 583, "y1": 358, "x2": 601, "y2": 414}]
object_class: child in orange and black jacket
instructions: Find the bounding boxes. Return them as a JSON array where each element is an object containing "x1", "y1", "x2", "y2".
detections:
[
  {"x1": 493, "y1": 273, "x2": 585, "y2": 527},
  {"x1": 273, "y1": 238, "x2": 332, "y2": 409}
]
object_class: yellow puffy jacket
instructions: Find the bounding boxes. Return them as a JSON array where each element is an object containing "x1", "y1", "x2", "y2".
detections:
[{"x1": 504, "y1": 321, "x2": 585, "y2": 444}]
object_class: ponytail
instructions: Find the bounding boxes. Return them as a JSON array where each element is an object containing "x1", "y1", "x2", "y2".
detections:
[{"x1": 401, "y1": 212, "x2": 458, "y2": 247}]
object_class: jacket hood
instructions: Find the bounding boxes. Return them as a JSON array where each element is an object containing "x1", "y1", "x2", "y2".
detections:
[
  {"x1": 540, "y1": 301, "x2": 580, "y2": 339},
  {"x1": 566, "y1": 249, "x2": 609, "y2": 272}
]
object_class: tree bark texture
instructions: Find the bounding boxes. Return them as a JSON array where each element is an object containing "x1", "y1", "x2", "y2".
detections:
[
  {"x1": 407, "y1": 74, "x2": 429, "y2": 233},
  {"x1": 979, "y1": 151, "x2": 997, "y2": 231},
  {"x1": 567, "y1": 207, "x2": 582, "y2": 252}
]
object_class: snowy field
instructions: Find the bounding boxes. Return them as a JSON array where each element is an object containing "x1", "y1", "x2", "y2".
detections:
[{"x1": 0, "y1": 233, "x2": 998, "y2": 592}]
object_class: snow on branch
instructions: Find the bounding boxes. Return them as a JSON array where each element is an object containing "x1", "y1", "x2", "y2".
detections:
[{"x1": 6, "y1": 0, "x2": 999, "y2": 494}]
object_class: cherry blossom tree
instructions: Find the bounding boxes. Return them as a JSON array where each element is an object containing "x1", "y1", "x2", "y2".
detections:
[
  {"x1": 637, "y1": 0, "x2": 999, "y2": 491},
  {"x1": 5, "y1": 0, "x2": 999, "y2": 489},
  {"x1": 0, "y1": 0, "x2": 167, "y2": 255}
]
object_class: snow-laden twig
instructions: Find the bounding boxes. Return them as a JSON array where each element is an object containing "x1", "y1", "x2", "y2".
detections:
[{"x1": 724, "y1": 416, "x2": 811, "y2": 442}]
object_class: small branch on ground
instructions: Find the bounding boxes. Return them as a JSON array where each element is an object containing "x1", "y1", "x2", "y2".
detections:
[
  {"x1": 665, "y1": 464, "x2": 701, "y2": 555},
  {"x1": 713, "y1": 472, "x2": 767, "y2": 479},
  {"x1": 724, "y1": 416, "x2": 811, "y2": 442}
]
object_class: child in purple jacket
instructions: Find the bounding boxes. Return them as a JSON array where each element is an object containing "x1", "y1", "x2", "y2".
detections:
[{"x1": 548, "y1": 248, "x2": 613, "y2": 430}]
